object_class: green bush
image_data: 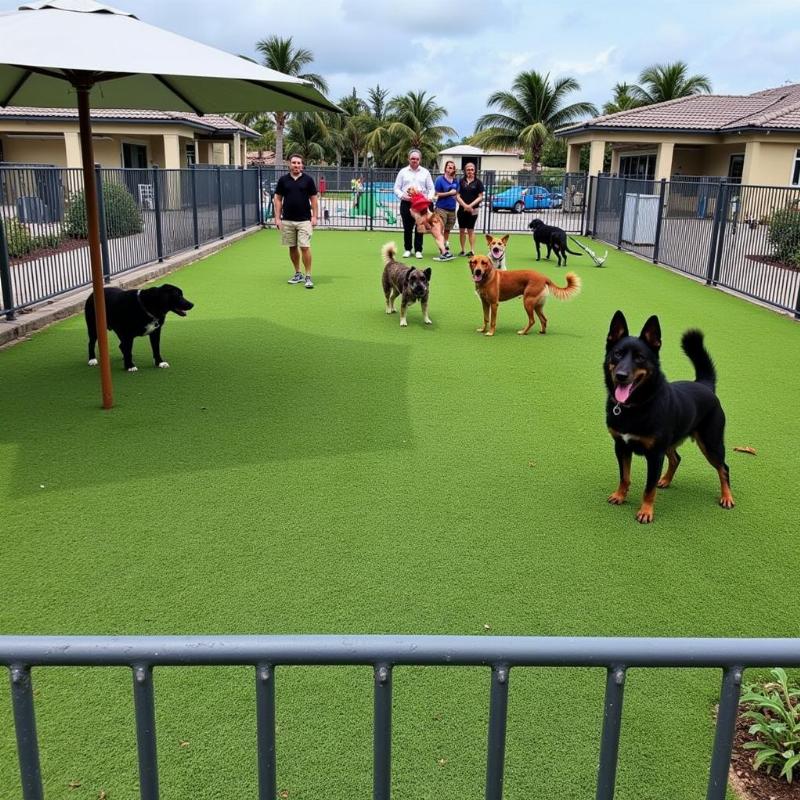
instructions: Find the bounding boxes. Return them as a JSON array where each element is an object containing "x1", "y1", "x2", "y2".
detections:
[
  {"x1": 740, "y1": 668, "x2": 800, "y2": 783},
  {"x1": 2, "y1": 217, "x2": 35, "y2": 258},
  {"x1": 64, "y1": 182, "x2": 142, "y2": 239},
  {"x1": 767, "y1": 208, "x2": 800, "y2": 267}
]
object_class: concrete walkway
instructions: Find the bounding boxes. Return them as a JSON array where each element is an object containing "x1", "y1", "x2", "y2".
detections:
[{"x1": 0, "y1": 226, "x2": 259, "y2": 350}]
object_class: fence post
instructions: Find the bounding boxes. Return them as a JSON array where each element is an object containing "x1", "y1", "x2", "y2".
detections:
[
  {"x1": 652, "y1": 178, "x2": 667, "y2": 264},
  {"x1": 583, "y1": 173, "x2": 593, "y2": 236},
  {"x1": 190, "y1": 165, "x2": 199, "y2": 249},
  {"x1": 95, "y1": 165, "x2": 111, "y2": 279},
  {"x1": 152, "y1": 165, "x2": 164, "y2": 263},
  {"x1": 705, "y1": 183, "x2": 729, "y2": 285},
  {"x1": 257, "y1": 167, "x2": 264, "y2": 227},
  {"x1": 483, "y1": 170, "x2": 495, "y2": 234},
  {"x1": 0, "y1": 213, "x2": 16, "y2": 320},
  {"x1": 616, "y1": 177, "x2": 628, "y2": 248},
  {"x1": 592, "y1": 174, "x2": 601, "y2": 238},
  {"x1": 712, "y1": 183, "x2": 730, "y2": 286},
  {"x1": 368, "y1": 165, "x2": 374, "y2": 232},
  {"x1": 217, "y1": 166, "x2": 224, "y2": 239},
  {"x1": 240, "y1": 167, "x2": 247, "y2": 231}
]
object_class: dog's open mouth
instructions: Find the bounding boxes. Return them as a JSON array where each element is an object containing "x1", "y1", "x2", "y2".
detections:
[
  {"x1": 174, "y1": 308, "x2": 189, "y2": 316},
  {"x1": 491, "y1": 249, "x2": 503, "y2": 259},
  {"x1": 472, "y1": 272, "x2": 483, "y2": 282},
  {"x1": 613, "y1": 378, "x2": 640, "y2": 404}
]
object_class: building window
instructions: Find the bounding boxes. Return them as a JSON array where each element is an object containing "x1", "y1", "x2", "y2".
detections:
[
  {"x1": 728, "y1": 154, "x2": 744, "y2": 184},
  {"x1": 122, "y1": 142, "x2": 147, "y2": 169},
  {"x1": 185, "y1": 143, "x2": 196, "y2": 167},
  {"x1": 619, "y1": 154, "x2": 656, "y2": 180},
  {"x1": 792, "y1": 149, "x2": 800, "y2": 186}
]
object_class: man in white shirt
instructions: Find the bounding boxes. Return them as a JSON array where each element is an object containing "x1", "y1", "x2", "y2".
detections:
[{"x1": 393, "y1": 149, "x2": 434, "y2": 258}]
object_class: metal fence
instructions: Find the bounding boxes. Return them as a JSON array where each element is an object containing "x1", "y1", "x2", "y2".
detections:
[
  {"x1": 2, "y1": 634, "x2": 799, "y2": 800},
  {"x1": 588, "y1": 175, "x2": 800, "y2": 317},
  {"x1": 261, "y1": 166, "x2": 587, "y2": 236},
  {"x1": 0, "y1": 164, "x2": 261, "y2": 319}
]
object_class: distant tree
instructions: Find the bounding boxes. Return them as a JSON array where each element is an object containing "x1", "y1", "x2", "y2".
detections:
[
  {"x1": 368, "y1": 91, "x2": 456, "y2": 167},
  {"x1": 367, "y1": 85, "x2": 390, "y2": 121},
  {"x1": 473, "y1": 71, "x2": 597, "y2": 168},
  {"x1": 631, "y1": 61, "x2": 712, "y2": 104},
  {"x1": 284, "y1": 113, "x2": 327, "y2": 164},
  {"x1": 253, "y1": 35, "x2": 329, "y2": 167},
  {"x1": 602, "y1": 82, "x2": 644, "y2": 115}
]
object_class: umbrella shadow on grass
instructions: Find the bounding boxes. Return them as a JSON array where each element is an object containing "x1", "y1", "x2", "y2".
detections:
[{"x1": 2, "y1": 318, "x2": 412, "y2": 495}]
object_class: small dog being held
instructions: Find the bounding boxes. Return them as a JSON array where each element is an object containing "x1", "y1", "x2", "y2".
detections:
[
  {"x1": 408, "y1": 188, "x2": 449, "y2": 257},
  {"x1": 85, "y1": 283, "x2": 194, "y2": 372},
  {"x1": 381, "y1": 242, "x2": 432, "y2": 327},
  {"x1": 528, "y1": 218, "x2": 583, "y2": 266},
  {"x1": 468, "y1": 254, "x2": 580, "y2": 336},
  {"x1": 604, "y1": 310, "x2": 734, "y2": 524},
  {"x1": 485, "y1": 233, "x2": 509, "y2": 270}
]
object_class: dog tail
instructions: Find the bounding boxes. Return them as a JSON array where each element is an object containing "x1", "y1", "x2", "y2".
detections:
[
  {"x1": 564, "y1": 245, "x2": 584, "y2": 256},
  {"x1": 546, "y1": 271, "x2": 582, "y2": 301},
  {"x1": 382, "y1": 241, "x2": 397, "y2": 264},
  {"x1": 682, "y1": 329, "x2": 717, "y2": 390}
]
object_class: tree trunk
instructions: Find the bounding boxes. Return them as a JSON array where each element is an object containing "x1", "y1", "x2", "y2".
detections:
[{"x1": 274, "y1": 113, "x2": 286, "y2": 169}]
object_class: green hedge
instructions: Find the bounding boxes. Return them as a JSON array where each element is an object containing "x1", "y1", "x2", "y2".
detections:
[
  {"x1": 64, "y1": 182, "x2": 143, "y2": 239},
  {"x1": 767, "y1": 208, "x2": 800, "y2": 267},
  {"x1": 3, "y1": 218, "x2": 35, "y2": 258}
]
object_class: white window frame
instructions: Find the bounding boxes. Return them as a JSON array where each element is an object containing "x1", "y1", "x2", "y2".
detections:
[{"x1": 790, "y1": 148, "x2": 800, "y2": 187}]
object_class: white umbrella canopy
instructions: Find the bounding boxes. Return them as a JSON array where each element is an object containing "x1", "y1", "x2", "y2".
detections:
[
  {"x1": 0, "y1": 0, "x2": 340, "y2": 113},
  {"x1": 0, "y1": 0, "x2": 339, "y2": 410}
]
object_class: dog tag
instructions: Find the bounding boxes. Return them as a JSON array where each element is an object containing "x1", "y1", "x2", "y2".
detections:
[{"x1": 612, "y1": 403, "x2": 622, "y2": 416}]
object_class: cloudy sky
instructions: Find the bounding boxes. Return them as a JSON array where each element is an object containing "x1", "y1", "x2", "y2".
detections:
[{"x1": 3, "y1": 0, "x2": 799, "y2": 137}]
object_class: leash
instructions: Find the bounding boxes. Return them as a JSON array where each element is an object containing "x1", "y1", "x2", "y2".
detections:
[{"x1": 568, "y1": 236, "x2": 608, "y2": 267}]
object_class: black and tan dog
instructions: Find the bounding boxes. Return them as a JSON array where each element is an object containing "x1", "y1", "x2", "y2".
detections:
[
  {"x1": 85, "y1": 284, "x2": 193, "y2": 372},
  {"x1": 605, "y1": 310, "x2": 734, "y2": 523},
  {"x1": 381, "y1": 242, "x2": 432, "y2": 327},
  {"x1": 528, "y1": 218, "x2": 583, "y2": 266}
]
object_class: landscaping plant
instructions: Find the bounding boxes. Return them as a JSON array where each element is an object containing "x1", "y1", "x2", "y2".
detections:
[
  {"x1": 740, "y1": 667, "x2": 800, "y2": 783},
  {"x1": 64, "y1": 181, "x2": 143, "y2": 239}
]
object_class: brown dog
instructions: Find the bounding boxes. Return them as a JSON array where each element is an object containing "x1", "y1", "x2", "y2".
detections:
[
  {"x1": 382, "y1": 241, "x2": 432, "y2": 327},
  {"x1": 468, "y1": 254, "x2": 581, "y2": 336},
  {"x1": 485, "y1": 233, "x2": 509, "y2": 270}
]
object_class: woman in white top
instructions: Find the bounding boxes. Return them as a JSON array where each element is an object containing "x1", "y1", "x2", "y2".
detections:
[{"x1": 393, "y1": 148, "x2": 434, "y2": 258}]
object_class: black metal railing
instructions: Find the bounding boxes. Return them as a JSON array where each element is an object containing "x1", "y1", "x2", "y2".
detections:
[
  {"x1": 2, "y1": 634, "x2": 799, "y2": 800},
  {"x1": 0, "y1": 164, "x2": 261, "y2": 320},
  {"x1": 588, "y1": 175, "x2": 800, "y2": 317}
]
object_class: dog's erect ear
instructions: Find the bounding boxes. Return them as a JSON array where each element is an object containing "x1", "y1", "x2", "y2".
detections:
[
  {"x1": 423, "y1": 267, "x2": 431, "y2": 281},
  {"x1": 607, "y1": 310, "x2": 628, "y2": 348},
  {"x1": 501, "y1": 234, "x2": 509, "y2": 245},
  {"x1": 639, "y1": 315, "x2": 662, "y2": 352},
  {"x1": 485, "y1": 233, "x2": 493, "y2": 245}
]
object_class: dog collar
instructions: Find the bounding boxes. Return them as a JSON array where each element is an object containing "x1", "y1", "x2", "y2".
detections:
[{"x1": 136, "y1": 290, "x2": 159, "y2": 323}]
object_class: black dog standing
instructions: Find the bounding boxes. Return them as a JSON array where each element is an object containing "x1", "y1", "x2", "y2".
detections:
[
  {"x1": 604, "y1": 310, "x2": 734, "y2": 523},
  {"x1": 85, "y1": 284, "x2": 193, "y2": 371},
  {"x1": 528, "y1": 218, "x2": 583, "y2": 266}
]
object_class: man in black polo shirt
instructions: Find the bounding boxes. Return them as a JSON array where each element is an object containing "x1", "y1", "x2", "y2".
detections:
[{"x1": 273, "y1": 154, "x2": 319, "y2": 289}]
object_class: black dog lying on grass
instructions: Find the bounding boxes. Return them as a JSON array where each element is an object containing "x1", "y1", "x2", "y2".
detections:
[{"x1": 85, "y1": 284, "x2": 193, "y2": 372}]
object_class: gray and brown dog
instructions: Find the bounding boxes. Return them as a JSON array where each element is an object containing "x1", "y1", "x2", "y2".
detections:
[{"x1": 381, "y1": 242, "x2": 432, "y2": 327}]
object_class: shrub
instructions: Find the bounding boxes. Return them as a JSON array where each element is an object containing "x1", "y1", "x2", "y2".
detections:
[
  {"x1": 740, "y1": 667, "x2": 800, "y2": 783},
  {"x1": 767, "y1": 208, "x2": 800, "y2": 267},
  {"x1": 3, "y1": 218, "x2": 35, "y2": 258},
  {"x1": 64, "y1": 182, "x2": 142, "y2": 239},
  {"x1": 34, "y1": 230, "x2": 64, "y2": 250}
]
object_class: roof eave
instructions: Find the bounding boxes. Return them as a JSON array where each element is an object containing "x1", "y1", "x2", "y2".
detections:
[{"x1": 555, "y1": 125, "x2": 725, "y2": 138}]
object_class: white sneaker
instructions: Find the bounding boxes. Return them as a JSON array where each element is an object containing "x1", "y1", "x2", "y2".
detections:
[
  {"x1": 415, "y1": 251, "x2": 423, "y2": 259},
  {"x1": 402, "y1": 250, "x2": 411, "y2": 258}
]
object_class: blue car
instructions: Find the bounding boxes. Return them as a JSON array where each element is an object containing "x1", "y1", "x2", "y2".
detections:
[{"x1": 491, "y1": 185, "x2": 563, "y2": 213}]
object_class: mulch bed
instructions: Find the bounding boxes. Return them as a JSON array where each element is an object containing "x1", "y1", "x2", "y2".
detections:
[
  {"x1": 10, "y1": 237, "x2": 87, "y2": 265},
  {"x1": 728, "y1": 708, "x2": 799, "y2": 800},
  {"x1": 745, "y1": 254, "x2": 800, "y2": 273}
]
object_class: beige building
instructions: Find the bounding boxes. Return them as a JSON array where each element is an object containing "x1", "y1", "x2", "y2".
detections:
[
  {"x1": 556, "y1": 83, "x2": 800, "y2": 187},
  {"x1": 0, "y1": 107, "x2": 257, "y2": 169},
  {"x1": 437, "y1": 145, "x2": 525, "y2": 174}
]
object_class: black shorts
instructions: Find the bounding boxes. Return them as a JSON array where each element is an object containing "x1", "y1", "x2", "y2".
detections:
[{"x1": 457, "y1": 208, "x2": 479, "y2": 230}]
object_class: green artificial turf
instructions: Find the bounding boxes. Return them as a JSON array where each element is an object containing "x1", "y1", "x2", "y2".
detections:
[{"x1": 1, "y1": 228, "x2": 799, "y2": 799}]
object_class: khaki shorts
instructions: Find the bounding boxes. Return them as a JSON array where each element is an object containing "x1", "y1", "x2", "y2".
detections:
[
  {"x1": 280, "y1": 219, "x2": 313, "y2": 248},
  {"x1": 435, "y1": 208, "x2": 456, "y2": 234}
]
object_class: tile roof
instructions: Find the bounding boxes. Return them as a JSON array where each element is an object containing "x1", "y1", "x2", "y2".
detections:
[
  {"x1": 0, "y1": 106, "x2": 259, "y2": 137},
  {"x1": 557, "y1": 84, "x2": 800, "y2": 135}
]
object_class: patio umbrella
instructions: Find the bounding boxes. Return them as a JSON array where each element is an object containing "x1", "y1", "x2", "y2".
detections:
[{"x1": 0, "y1": 0, "x2": 340, "y2": 408}]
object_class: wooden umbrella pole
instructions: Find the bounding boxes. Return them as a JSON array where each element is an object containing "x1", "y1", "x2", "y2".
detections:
[{"x1": 75, "y1": 80, "x2": 114, "y2": 409}]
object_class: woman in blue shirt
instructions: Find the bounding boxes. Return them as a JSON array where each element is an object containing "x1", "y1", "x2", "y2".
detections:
[{"x1": 432, "y1": 160, "x2": 458, "y2": 261}]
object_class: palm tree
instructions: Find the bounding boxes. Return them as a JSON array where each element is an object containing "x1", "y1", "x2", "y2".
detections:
[
  {"x1": 602, "y1": 82, "x2": 644, "y2": 115},
  {"x1": 284, "y1": 113, "x2": 328, "y2": 164},
  {"x1": 368, "y1": 91, "x2": 456, "y2": 167},
  {"x1": 253, "y1": 35, "x2": 329, "y2": 167},
  {"x1": 367, "y1": 85, "x2": 390, "y2": 121},
  {"x1": 473, "y1": 71, "x2": 598, "y2": 168},
  {"x1": 631, "y1": 62, "x2": 712, "y2": 105}
]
